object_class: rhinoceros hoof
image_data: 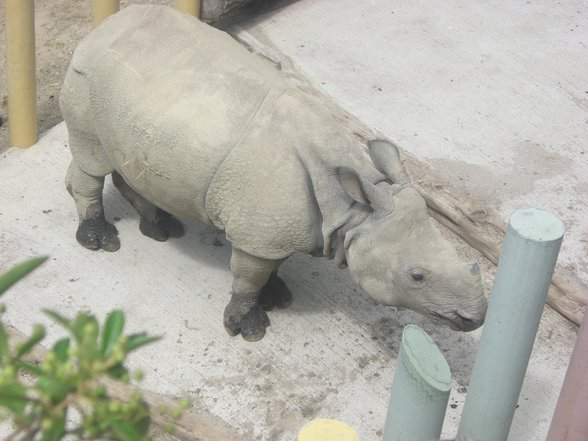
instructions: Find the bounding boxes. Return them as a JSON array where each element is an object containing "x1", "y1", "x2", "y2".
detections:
[
  {"x1": 76, "y1": 219, "x2": 120, "y2": 252},
  {"x1": 260, "y1": 273, "x2": 292, "y2": 311},
  {"x1": 139, "y1": 211, "x2": 184, "y2": 242},
  {"x1": 224, "y1": 303, "x2": 270, "y2": 342}
]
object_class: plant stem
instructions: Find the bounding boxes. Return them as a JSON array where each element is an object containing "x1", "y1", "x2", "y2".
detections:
[{"x1": 4, "y1": 423, "x2": 39, "y2": 441}]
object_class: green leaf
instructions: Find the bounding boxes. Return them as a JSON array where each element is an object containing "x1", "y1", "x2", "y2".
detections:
[
  {"x1": 52, "y1": 338, "x2": 70, "y2": 363},
  {"x1": 107, "y1": 363, "x2": 128, "y2": 380},
  {"x1": 0, "y1": 383, "x2": 29, "y2": 413},
  {"x1": 0, "y1": 256, "x2": 48, "y2": 296},
  {"x1": 101, "y1": 310, "x2": 125, "y2": 357},
  {"x1": 135, "y1": 412, "x2": 151, "y2": 436},
  {"x1": 36, "y1": 377, "x2": 72, "y2": 404},
  {"x1": 0, "y1": 324, "x2": 9, "y2": 361},
  {"x1": 40, "y1": 414, "x2": 66, "y2": 441},
  {"x1": 111, "y1": 420, "x2": 144, "y2": 441},
  {"x1": 15, "y1": 324, "x2": 46, "y2": 358},
  {"x1": 76, "y1": 316, "x2": 100, "y2": 365},
  {"x1": 89, "y1": 385, "x2": 108, "y2": 399},
  {"x1": 125, "y1": 333, "x2": 161, "y2": 353},
  {"x1": 72, "y1": 313, "x2": 98, "y2": 345},
  {"x1": 14, "y1": 360, "x2": 43, "y2": 376},
  {"x1": 43, "y1": 310, "x2": 72, "y2": 330}
]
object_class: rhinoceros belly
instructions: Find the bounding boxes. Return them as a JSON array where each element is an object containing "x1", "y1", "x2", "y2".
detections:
[{"x1": 81, "y1": 5, "x2": 281, "y2": 222}]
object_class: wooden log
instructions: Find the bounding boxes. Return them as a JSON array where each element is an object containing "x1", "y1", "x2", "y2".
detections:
[
  {"x1": 201, "y1": 0, "x2": 256, "y2": 23},
  {"x1": 106, "y1": 381, "x2": 243, "y2": 441}
]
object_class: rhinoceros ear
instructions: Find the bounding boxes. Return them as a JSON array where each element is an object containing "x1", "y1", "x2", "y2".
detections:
[
  {"x1": 337, "y1": 167, "x2": 390, "y2": 212},
  {"x1": 368, "y1": 140, "x2": 409, "y2": 187}
]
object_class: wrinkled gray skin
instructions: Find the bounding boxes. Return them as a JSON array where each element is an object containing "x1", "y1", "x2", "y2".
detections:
[{"x1": 60, "y1": 5, "x2": 487, "y2": 341}]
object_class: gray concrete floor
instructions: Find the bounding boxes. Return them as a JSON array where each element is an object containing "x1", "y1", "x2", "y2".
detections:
[{"x1": 0, "y1": 1, "x2": 586, "y2": 440}]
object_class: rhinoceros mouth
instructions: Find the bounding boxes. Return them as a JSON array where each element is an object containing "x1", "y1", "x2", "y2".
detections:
[{"x1": 429, "y1": 310, "x2": 483, "y2": 332}]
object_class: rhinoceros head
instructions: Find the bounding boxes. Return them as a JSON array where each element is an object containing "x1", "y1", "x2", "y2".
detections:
[{"x1": 338, "y1": 140, "x2": 487, "y2": 331}]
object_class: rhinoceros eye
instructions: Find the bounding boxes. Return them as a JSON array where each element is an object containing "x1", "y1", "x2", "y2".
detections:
[{"x1": 410, "y1": 268, "x2": 426, "y2": 283}]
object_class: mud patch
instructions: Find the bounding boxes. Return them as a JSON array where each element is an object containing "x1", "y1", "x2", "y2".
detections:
[
  {"x1": 430, "y1": 140, "x2": 575, "y2": 207},
  {"x1": 369, "y1": 316, "x2": 403, "y2": 357}
]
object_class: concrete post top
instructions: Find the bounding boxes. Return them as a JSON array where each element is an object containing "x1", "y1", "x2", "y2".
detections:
[
  {"x1": 509, "y1": 208, "x2": 565, "y2": 242},
  {"x1": 401, "y1": 325, "x2": 452, "y2": 393},
  {"x1": 298, "y1": 418, "x2": 359, "y2": 441}
]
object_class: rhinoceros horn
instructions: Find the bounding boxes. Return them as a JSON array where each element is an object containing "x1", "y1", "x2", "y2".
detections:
[{"x1": 368, "y1": 140, "x2": 409, "y2": 188}]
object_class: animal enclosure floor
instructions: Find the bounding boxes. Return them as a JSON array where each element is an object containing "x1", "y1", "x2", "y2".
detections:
[{"x1": 0, "y1": 123, "x2": 579, "y2": 440}]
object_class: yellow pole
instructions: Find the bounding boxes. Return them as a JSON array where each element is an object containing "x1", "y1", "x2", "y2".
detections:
[
  {"x1": 175, "y1": 0, "x2": 201, "y2": 17},
  {"x1": 6, "y1": 0, "x2": 37, "y2": 148},
  {"x1": 92, "y1": 0, "x2": 120, "y2": 28}
]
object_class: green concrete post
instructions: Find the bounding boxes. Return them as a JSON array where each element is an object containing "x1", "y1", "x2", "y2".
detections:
[
  {"x1": 382, "y1": 325, "x2": 452, "y2": 441},
  {"x1": 458, "y1": 208, "x2": 565, "y2": 441}
]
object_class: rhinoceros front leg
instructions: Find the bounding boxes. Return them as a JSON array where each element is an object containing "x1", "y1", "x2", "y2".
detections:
[
  {"x1": 66, "y1": 161, "x2": 120, "y2": 252},
  {"x1": 224, "y1": 248, "x2": 277, "y2": 341},
  {"x1": 111, "y1": 171, "x2": 184, "y2": 242}
]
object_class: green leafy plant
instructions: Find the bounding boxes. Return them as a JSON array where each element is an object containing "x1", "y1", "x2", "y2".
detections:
[{"x1": 0, "y1": 257, "x2": 187, "y2": 440}]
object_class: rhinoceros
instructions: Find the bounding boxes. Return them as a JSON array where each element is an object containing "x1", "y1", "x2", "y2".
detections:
[{"x1": 60, "y1": 5, "x2": 487, "y2": 341}]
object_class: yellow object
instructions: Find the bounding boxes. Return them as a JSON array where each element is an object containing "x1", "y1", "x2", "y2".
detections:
[
  {"x1": 92, "y1": 0, "x2": 120, "y2": 28},
  {"x1": 298, "y1": 419, "x2": 360, "y2": 441},
  {"x1": 6, "y1": 0, "x2": 37, "y2": 148},
  {"x1": 175, "y1": 0, "x2": 201, "y2": 17}
]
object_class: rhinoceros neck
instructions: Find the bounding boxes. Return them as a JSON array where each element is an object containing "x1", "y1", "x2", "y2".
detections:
[
  {"x1": 330, "y1": 209, "x2": 371, "y2": 266},
  {"x1": 281, "y1": 88, "x2": 383, "y2": 259}
]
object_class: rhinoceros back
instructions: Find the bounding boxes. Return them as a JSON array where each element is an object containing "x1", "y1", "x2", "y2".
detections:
[{"x1": 72, "y1": 5, "x2": 281, "y2": 221}]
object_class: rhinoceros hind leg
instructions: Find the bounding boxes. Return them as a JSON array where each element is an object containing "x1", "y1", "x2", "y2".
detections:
[
  {"x1": 259, "y1": 272, "x2": 293, "y2": 310},
  {"x1": 66, "y1": 161, "x2": 120, "y2": 252},
  {"x1": 224, "y1": 248, "x2": 275, "y2": 341},
  {"x1": 112, "y1": 171, "x2": 184, "y2": 242},
  {"x1": 138, "y1": 215, "x2": 184, "y2": 242}
]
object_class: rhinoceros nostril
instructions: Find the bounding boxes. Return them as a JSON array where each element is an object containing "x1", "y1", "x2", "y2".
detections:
[{"x1": 468, "y1": 261, "x2": 480, "y2": 275}]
